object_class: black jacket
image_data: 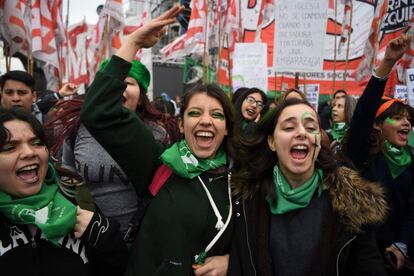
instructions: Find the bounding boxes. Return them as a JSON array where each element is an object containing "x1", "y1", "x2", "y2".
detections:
[
  {"x1": 347, "y1": 76, "x2": 414, "y2": 252},
  {"x1": 228, "y1": 167, "x2": 388, "y2": 276},
  {"x1": 0, "y1": 210, "x2": 128, "y2": 276}
]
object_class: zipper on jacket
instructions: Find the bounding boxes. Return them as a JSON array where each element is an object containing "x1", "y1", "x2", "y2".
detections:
[
  {"x1": 31, "y1": 235, "x2": 36, "y2": 248},
  {"x1": 336, "y1": 235, "x2": 356, "y2": 276},
  {"x1": 243, "y1": 204, "x2": 257, "y2": 276}
]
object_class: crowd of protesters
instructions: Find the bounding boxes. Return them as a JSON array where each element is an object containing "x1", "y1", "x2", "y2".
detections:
[{"x1": 0, "y1": 5, "x2": 413, "y2": 276}]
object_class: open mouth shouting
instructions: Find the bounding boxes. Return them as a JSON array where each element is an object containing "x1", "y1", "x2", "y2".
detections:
[
  {"x1": 397, "y1": 128, "x2": 409, "y2": 142},
  {"x1": 16, "y1": 164, "x2": 40, "y2": 185},
  {"x1": 194, "y1": 130, "x2": 215, "y2": 148},
  {"x1": 290, "y1": 144, "x2": 309, "y2": 160}
]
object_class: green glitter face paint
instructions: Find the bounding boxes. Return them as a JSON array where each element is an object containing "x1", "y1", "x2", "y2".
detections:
[
  {"x1": 187, "y1": 110, "x2": 200, "y2": 117},
  {"x1": 300, "y1": 111, "x2": 312, "y2": 123},
  {"x1": 212, "y1": 112, "x2": 225, "y2": 121},
  {"x1": 386, "y1": 117, "x2": 396, "y2": 125}
]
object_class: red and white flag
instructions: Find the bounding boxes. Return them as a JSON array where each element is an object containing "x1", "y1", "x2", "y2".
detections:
[
  {"x1": 89, "y1": 0, "x2": 124, "y2": 81},
  {"x1": 338, "y1": 0, "x2": 353, "y2": 54},
  {"x1": 66, "y1": 20, "x2": 89, "y2": 85},
  {"x1": 255, "y1": 0, "x2": 274, "y2": 42},
  {"x1": 396, "y1": 17, "x2": 414, "y2": 82},
  {"x1": 0, "y1": 0, "x2": 31, "y2": 56},
  {"x1": 160, "y1": 0, "x2": 207, "y2": 60},
  {"x1": 354, "y1": 0, "x2": 388, "y2": 80},
  {"x1": 31, "y1": 0, "x2": 66, "y2": 90},
  {"x1": 31, "y1": 0, "x2": 65, "y2": 68}
]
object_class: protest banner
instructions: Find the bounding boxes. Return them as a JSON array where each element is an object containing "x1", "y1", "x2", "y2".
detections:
[
  {"x1": 273, "y1": 0, "x2": 328, "y2": 72},
  {"x1": 394, "y1": 85, "x2": 408, "y2": 102},
  {"x1": 407, "y1": 68, "x2": 414, "y2": 107},
  {"x1": 299, "y1": 83, "x2": 320, "y2": 111},
  {"x1": 232, "y1": 42, "x2": 268, "y2": 92}
]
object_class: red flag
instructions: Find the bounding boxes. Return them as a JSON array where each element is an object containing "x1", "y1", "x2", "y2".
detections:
[
  {"x1": 338, "y1": 0, "x2": 353, "y2": 54},
  {"x1": 89, "y1": 0, "x2": 124, "y2": 81},
  {"x1": 31, "y1": 0, "x2": 66, "y2": 90},
  {"x1": 354, "y1": 0, "x2": 388, "y2": 80},
  {"x1": 0, "y1": 0, "x2": 31, "y2": 55},
  {"x1": 161, "y1": 0, "x2": 207, "y2": 60},
  {"x1": 66, "y1": 20, "x2": 89, "y2": 85}
]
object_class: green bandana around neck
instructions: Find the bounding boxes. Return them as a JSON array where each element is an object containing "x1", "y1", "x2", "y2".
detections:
[
  {"x1": 383, "y1": 140, "x2": 411, "y2": 179},
  {"x1": 267, "y1": 165, "x2": 323, "y2": 215},
  {"x1": 0, "y1": 163, "x2": 77, "y2": 245},
  {"x1": 331, "y1": 122, "x2": 349, "y2": 142},
  {"x1": 160, "y1": 139, "x2": 227, "y2": 179}
]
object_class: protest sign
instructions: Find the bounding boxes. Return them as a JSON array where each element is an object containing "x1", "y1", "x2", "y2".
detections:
[
  {"x1": 232, "y1": 43, "x2": 268, "y2": 92},
  {"x1": 273, "y1": 0, "x2": 328, "y2": 72}
]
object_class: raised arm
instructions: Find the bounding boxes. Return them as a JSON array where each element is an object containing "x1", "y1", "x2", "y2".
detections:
[
  {"x1": 116, "y1": 5, "x2": 183, "y2": 62},
  {"x1": 80, "y1": 6, "x2": 183, "y2": 197},
  {"x1": 346, "y1": 34, "x2": 411, "y2": 167}
]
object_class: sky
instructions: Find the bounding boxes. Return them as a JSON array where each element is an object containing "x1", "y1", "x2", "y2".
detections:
[{"x1": 63, "y1": 0, "x2": 104, "y2": 25}]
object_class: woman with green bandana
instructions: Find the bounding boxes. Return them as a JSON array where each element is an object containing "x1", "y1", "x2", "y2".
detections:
[
  {"x1": 228, "y1": 96, "x2": 388, "y2": 276},
  {"x1": 328, "y1": 94, "x2": 357, "y2": 154},
  {"x1": 81, "y1": 6, "x2": 233, "y2": 276},
  {"x1": 0, "y1": 108, "x2": 127, "y2": 276},
  {"x1": 44, "y1": 58, "x2": 179, "y2": 242},
  {"x1": 342, "y1": 34, "x2": 414, "y2": 274}
]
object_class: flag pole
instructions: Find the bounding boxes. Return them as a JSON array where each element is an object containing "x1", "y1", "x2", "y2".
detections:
[
  {"x1": 226, "y1": 34, "x2": 233, "y2": 94},
  {"x1": 217, "y1": 3, "x2": 223, "y2": 85},
  {"x1": 4, "y1": 42, "x2": 11, "y2": 72},
  {"x1": 332, "y1": 0, "x2": 338, "y2": 94},
  {"x1": 202, "y1": 1, "x2": 210, "y2": 84},
  {"x1": 342, "y1": 1, "x2": 353, "y2": 90},
  {"x1": 64, "y1": 0, "x2": 70, "y2": 84}
]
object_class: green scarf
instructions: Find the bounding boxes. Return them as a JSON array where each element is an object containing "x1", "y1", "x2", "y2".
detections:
[
  {"x1": 160, "y1": 139, "x2": 227, "y2": 179},
  {"x1": 331, "y1": 122, "x2": 349, "y2": 142},
  {"x1": 267, "y1": 165, "x2": 323, "y2": 214},
  {"x1": 0, "y1": 163, "x2": 77, "y2": 245},
  {"x1": 383, "y1": 140, "x2": 412, "y2": 179}
]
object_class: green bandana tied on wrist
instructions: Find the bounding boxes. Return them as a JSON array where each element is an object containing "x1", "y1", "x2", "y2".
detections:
[
  {"x1": 331, "y1": 122, "x2": 349, "y2": 142},
  {"x1": 267, "y1": 165, "x2": 323, "y2": 214},
  {"x1": 0, "y1": 163, "x2": 77, "y2": 245},
  {"x1": 160, "y1": 140, "x2": 227, "y2": 179},
  {"x1": 383, "y1": 140, "x2": 411, "y2": 179}
]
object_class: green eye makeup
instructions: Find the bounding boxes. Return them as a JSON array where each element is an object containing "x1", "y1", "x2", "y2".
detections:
[
  {"x1": 212, "y1": 112, "x2": 225, "y2": 121},
  {"x1": 386, "y1": 117, "x2": 396, "y2": 125},
  {"x1": 187, "y1": 111, "x2": 200, "y2": 117}
]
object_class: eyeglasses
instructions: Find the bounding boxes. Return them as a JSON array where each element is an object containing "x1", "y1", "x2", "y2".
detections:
[{"x1": 245, "y1": 95, "x2": 264, "y2": 109}]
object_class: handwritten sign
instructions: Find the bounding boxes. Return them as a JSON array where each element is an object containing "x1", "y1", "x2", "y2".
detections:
[
  {"x1": 394, "y1": 85, "x2": 408, "y2": 102},
  {"x1": 232, "y1": 43, "x2": 268, "y2": 92},
  {"x1": 273, "y1": 0, "x2": 328, "y2": 72},
  {"x1": 299, "y1": 83, "x2": 320, "y2": 111},
  {"x1": 407, "y1": 68, "x2": 414, "y2": 107}
]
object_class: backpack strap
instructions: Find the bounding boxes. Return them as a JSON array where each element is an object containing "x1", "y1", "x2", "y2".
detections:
[{"x1": 149, "y1": 163, "x2": 173, "y2": 196}]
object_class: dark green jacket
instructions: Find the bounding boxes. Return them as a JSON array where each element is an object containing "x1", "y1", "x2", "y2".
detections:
[{"x1": 81, "y1": 56, "x2": 233, "y2": 275}]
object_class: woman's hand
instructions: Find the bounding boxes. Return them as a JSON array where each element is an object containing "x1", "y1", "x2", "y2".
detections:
[
  {"x1": 58, "y1": 83, "x2": 79, "y2": 97},
  {"x1": 385, "y1": 244, "x2": 406, "y2": 270},
  {"x1": 376, "y1": 33, "x2": 411, "y2": 77},
  {"x1": 116, "y1": 5, "x2": 184, "y2": 62},
  {"x1": 73, "y1": 206, "x2": 94, "y2": 238},
  {"x1": 193, "y1": 254, "x2": 229, "y2": 276}
]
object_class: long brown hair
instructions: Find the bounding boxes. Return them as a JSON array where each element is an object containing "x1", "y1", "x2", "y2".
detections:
[{"x1": 232, "y1": 98, "x2": 336, "y2": 199}]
